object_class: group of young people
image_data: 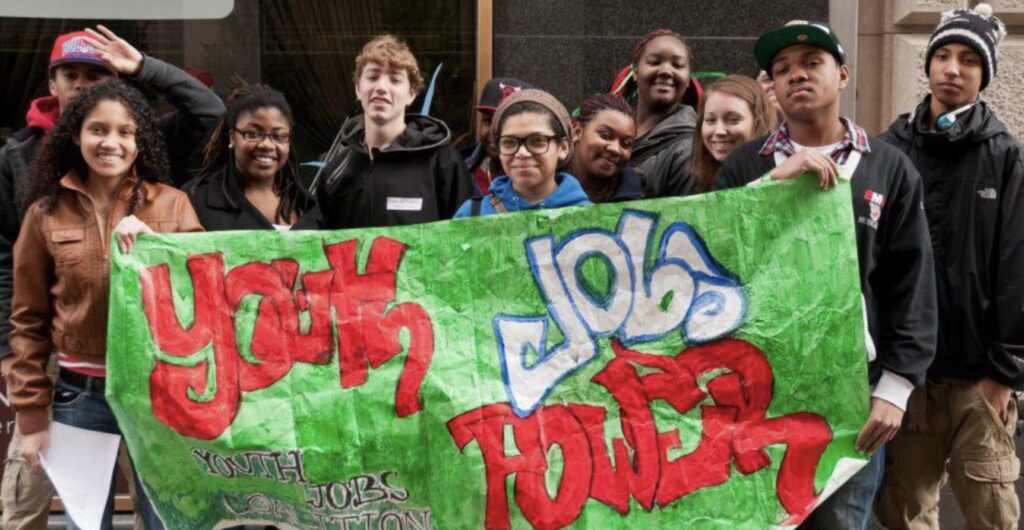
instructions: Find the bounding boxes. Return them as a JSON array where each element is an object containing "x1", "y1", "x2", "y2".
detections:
[{"x1": 0, "y1": 3, "x2": 1020, "y2": 530}]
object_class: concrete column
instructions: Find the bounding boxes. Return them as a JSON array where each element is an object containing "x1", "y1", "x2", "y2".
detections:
[{"x1": 831, "y1": 0, "x2": 860, "y2": 119}]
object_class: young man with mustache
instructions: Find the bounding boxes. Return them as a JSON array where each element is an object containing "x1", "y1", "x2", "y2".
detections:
[
  {"x1": 875, "y1": 5, "x2": 1024, "y2": 528},
  {"x1": 714, "y1": 21, "x2": 938, "y2": 530}
]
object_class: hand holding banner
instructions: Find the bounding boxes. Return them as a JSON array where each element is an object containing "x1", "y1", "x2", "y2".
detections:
[{"x1": 107, "y1": 178, "x2": 869, "y2": 529}]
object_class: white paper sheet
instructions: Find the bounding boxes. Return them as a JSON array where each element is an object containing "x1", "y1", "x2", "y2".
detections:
[{"x1": 39, "y1": 421, "x2": 121, "y2": 530}]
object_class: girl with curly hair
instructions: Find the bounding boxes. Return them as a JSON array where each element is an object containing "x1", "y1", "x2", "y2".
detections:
[
  {"x1": 567, "y1": 94, "x2": 642, "y2": 203},
  {"x1": 183, "y1": 84, "x2": 312, "y2": 230},
  {"x1": 9, "y1": 80, "x2": 201, "y2": 530}
]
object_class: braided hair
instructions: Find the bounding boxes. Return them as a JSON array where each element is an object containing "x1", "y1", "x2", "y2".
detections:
[
  {"x1": 196, "y1": 84, "x2": 309, "y2": 223},
  {"x1": 575, "y1": 93, "x2": 634, "y2": 128},
  {"x1": 631, "y1": 28, "x2": 691, "y2": 68},
  {"x1": 570, "y1": 94, "x2": 636, "y2": 202},
  {"x1": 18, "y1": 80, "x2": 170, "y2": 214}
]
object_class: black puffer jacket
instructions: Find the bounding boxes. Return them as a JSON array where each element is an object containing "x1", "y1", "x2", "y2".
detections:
[
  {"x1": 627, "y1": 104, "x2": 697, "y2": 198},
  {"x1": 881, "y1": 97, "x2": 1024, "y2": 388},
  {"x1": 298, "y1": 114, "x2": 473, "y2": 229}
]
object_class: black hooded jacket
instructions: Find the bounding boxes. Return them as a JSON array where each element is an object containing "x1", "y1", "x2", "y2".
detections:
[
  {"x1": 881, "y1": 97, "x2": 1024, "y2": 388},
  {"x1": 298, "y1": 114, "x2": 473, "y2": 229}
]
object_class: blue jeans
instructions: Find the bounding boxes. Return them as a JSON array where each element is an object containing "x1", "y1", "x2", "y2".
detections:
[
  {"x1": 51, "y1": 378, "x2": 165, "y2": 530},
  {"x1": 800, "y1": 445, "x2": 885, "y2": 530}
]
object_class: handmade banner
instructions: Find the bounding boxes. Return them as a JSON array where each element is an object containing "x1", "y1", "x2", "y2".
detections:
[{"x1": 107, "y1": 178, "x2": 869, "y2": 530}]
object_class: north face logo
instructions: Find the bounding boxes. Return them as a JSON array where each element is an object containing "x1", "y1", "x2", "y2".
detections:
[{"x1": 978, "y1": 188, "x2": 997, "y2": 200}]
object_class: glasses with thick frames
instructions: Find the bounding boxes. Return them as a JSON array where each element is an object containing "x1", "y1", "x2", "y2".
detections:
[
  {"x1": 233, "y1": 128, "x2": 291, "y2": 145},
  {"x1": 497, "y1": 134, "x2": 558, "y2": 155}
]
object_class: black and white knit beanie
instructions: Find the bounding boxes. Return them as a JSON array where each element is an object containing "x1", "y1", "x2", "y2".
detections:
[{"x1": 925, "y1": 3, "x2": 1008, "y2": 91}]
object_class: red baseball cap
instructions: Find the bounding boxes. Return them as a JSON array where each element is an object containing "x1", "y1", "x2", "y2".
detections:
[{"x1": 49, "y1": 31, "x2": 111, "y2": 73}]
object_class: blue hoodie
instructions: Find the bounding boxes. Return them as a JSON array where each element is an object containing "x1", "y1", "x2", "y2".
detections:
[{"x1": 453, "y1": 172, "x2": 592, "y2": 218}]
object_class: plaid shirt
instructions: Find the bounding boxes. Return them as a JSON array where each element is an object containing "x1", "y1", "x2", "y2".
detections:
[{"x1": 759, "y1": 117, "x2": 871, "y2": 165}]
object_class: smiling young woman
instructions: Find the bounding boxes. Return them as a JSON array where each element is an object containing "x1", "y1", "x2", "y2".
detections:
[
  {"x1": 626, "y1": 28, "x2": 699, "y2": 198},
  {"x1": 567, "y1": 93, "x2": 643, "y2": 203},
  {"x1": 454, "y1": 89, "x2": 591, "y2": 217},
  {"x1": 9, "y1": 80, "x2": 202, "y2": 530},
  {"x1": 183, "y1": 84, "x2": 312, "y2": 231},
  {"x1": 689, "y1": 75, "x2": 777, "y2": 193}
]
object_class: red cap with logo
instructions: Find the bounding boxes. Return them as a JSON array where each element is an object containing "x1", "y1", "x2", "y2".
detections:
[{"x1": 49, "y1": 31, "x2": 111, "y2": 72}]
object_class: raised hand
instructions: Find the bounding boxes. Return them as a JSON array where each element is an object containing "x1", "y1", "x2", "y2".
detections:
[{"x1": 83, "y1": 25, "x2": 144, "y2": 76}]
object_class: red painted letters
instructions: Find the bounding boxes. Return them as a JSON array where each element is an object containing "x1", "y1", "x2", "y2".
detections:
[
  {"x1": 140, "y1": 237, "x2": 435, "y2": 440},
  {"x1": 448, "y1": 339, "x2": 832, "y2": 529}
]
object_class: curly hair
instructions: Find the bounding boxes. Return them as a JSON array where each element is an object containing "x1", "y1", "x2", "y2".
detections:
[
  {"x1": 690, "y1": 75, "x2": 779, "y2": 193},
  {"x1": 354, "y1": 34, "x2": 424, "y2": 93},
  {"x1": 196, "y1": 84, "x2": 309, "y2": 224},
  {"x1": 18, "y1": 80, "x2": 170, "y2": 213}
]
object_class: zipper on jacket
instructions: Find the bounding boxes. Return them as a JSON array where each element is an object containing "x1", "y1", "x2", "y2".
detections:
[
  {"x1": 368, "y1": 149, "x2": 377, "y2": 224},
  {"x1": 74, "y1": 178, "x2": 133, "y2": 271}
]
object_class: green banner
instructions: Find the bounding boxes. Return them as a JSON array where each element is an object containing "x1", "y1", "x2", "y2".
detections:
[{"x1": 107, "y1": 178, "x2": 869, "y2": 530}]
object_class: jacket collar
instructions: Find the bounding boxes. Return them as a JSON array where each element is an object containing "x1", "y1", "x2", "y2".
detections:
[
  {"x1": 202, "y1": 166, "x2": 243, "y2": 212},
  {"x1": 59, "y1": 168, "x2": 153, "y2": 203},
  {"x1": 26, "y1": 96, "x2": 60, "y2": 136},
  {"x1": 613, "y1": 167, "x2": 645, "y2": 200},
  {"x1": 200, "y1": 165, "x2": 313, "y2": 227}
]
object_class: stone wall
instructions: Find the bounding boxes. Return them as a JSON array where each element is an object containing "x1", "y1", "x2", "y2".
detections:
[
  {"x1": 857, "y1": 0, "x2": 1024, "y2": 139},
  {"x1": 493, "y1": 0, "x2": 829, "y2": 110}
]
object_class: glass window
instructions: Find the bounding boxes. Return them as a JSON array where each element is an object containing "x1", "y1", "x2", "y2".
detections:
[{"x1": 0, "y1": 0, "x2": 476, "y2": 178}]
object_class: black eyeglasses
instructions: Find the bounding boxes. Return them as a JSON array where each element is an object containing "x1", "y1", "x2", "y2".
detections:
[
  {"x1": 497, "y1": 134, "x2": 558, "y2": 155},
  {"x1": 233, "y1": 128, "x2": 291, "y2": 145}
]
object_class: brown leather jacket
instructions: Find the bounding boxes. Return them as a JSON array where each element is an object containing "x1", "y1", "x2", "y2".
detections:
[{"x1": 9, "y1": 172, "x2": 202, "y2": 434}]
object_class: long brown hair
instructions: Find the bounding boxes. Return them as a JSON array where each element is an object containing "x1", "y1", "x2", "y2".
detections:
[{"x1": 690, "y1": 75, "x2": 778, "y2": 192}]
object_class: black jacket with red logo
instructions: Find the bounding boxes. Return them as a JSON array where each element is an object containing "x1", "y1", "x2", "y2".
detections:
[
  {"x1": 713, "y1": 135, "x2": 938, "y2": 389},
  {"x1": 882, "y1": 98, "x2": 1024, "y2": 389}
]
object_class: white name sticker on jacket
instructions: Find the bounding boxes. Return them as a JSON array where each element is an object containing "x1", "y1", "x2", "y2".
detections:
[{"x1": 387, "y1": 197, "x2": 424, "y2": 212}]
